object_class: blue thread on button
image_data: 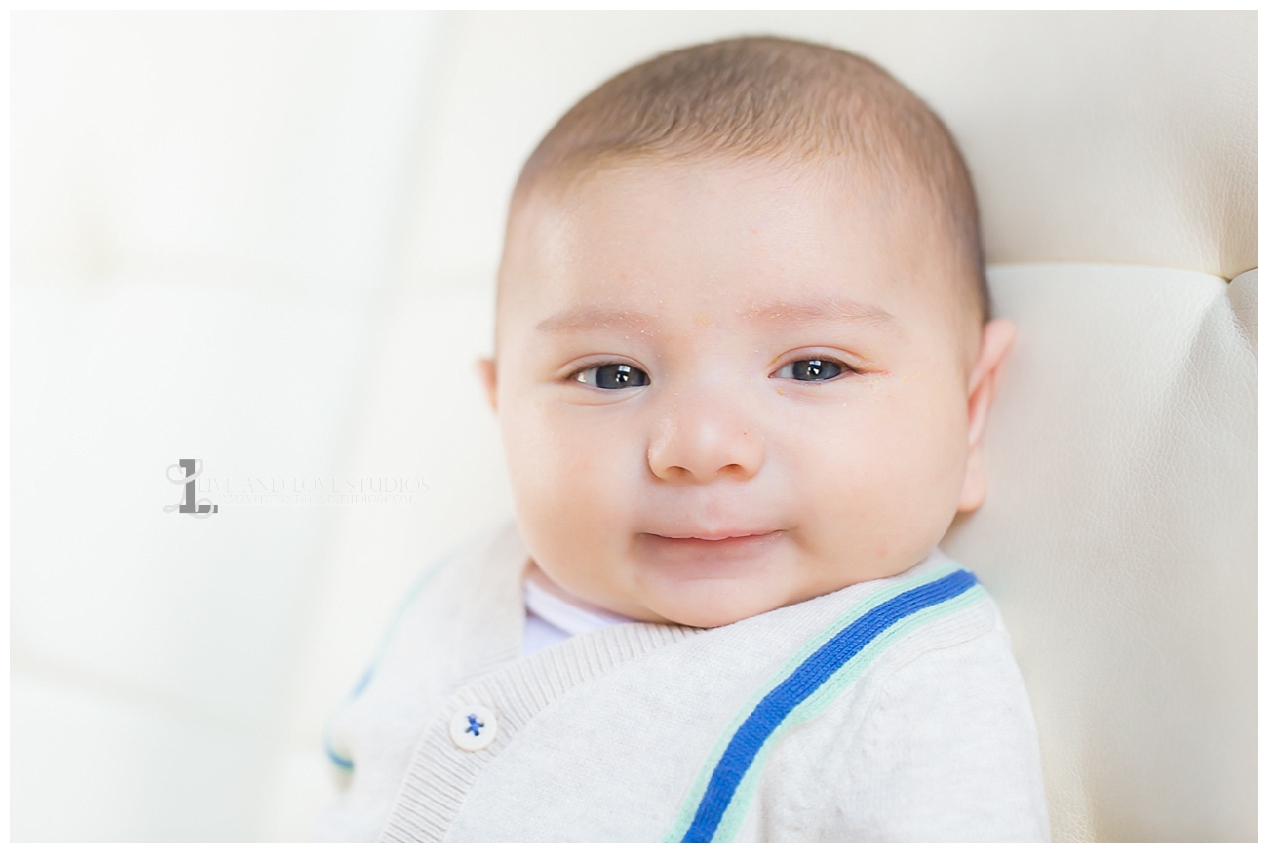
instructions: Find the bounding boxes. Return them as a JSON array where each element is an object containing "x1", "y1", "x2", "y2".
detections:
[{"x1": 466, "y1": 714, "x2": 484, "y2": 736}]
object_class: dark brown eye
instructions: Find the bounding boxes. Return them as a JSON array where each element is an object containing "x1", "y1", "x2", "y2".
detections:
[
  {"x1": 576, "y1": 363, "x2": 650, "y2": 389},
  {"x1": 776, "y1": 359, "x2": 843, "y2": 382}
]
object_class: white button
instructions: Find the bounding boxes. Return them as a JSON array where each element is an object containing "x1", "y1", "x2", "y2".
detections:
[{"x1": 449, "y1": 706, "x2": 498, "y2": 751}]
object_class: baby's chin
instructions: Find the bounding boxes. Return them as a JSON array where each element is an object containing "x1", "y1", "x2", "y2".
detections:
[
  {"x1": 627, "y1": 553, "x2": 923, "y2": 628},
  {"x1": 634, "y1": 574, "x2": 803, "y2": 629}
]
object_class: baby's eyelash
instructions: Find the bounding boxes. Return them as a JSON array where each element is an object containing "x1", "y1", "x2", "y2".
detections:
[
  {"x1": 772, "y1": 358, "x2": 853, "y2": 382},
  {"x1": 565, "y1": 357, "x2": 855, "y2": 389},
  {"x1": 571, "y1": 362, "x2": 650, "y2": 390}
]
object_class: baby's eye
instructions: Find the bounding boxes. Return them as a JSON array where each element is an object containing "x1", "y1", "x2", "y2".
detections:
[
  {"x1": 774, "y1": 359, "x2": 845, "y2": 382},
  {"x1": 573, "y1": 363, "x2": 650, "y2": 389}
]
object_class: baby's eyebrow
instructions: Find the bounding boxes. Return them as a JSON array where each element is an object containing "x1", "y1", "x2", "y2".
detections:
[
  {"x1": 739, "y1": 295, "x2": 898, "y2": 328},
  {"x1": 535, "y1": 307, "x2": 658, "y2": 334},
  {"x1": 535, "y1": 296, "x2": 897, "y2": 334}
]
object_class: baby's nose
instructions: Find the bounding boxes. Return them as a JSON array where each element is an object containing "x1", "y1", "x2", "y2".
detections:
[{"x1": 645, "y1": 403, "x2": 764, "y2": 484}]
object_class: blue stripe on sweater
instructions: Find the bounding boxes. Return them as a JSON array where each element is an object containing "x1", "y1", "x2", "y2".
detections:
[{"x1": 680, "y1": 568, "x2": 979, "y2": 843}]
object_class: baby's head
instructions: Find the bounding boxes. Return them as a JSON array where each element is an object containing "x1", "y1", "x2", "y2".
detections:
[{"x1": 479, "y1": 37, "x2": 1014, "y2": 628}]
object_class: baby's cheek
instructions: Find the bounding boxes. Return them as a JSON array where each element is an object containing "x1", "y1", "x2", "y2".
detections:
[
  {"x1": 524, "y1": 412, "x2": 631, "y2": 527},
  {"x1": 797, "y1": 388, "x2": 949, "y2": 549}
]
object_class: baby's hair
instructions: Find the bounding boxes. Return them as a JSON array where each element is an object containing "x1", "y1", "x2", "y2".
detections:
[{"x1": 513, "y1": 36, "x2": 989, "y2": 323}]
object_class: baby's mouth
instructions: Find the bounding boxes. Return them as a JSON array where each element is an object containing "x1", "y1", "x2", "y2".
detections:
[
  {"x1": 650, "y1": 529, "x2": 782, "y2": 542},
  {"x1": 634, "y1": 529, "x2": 786, "y2": 571}
]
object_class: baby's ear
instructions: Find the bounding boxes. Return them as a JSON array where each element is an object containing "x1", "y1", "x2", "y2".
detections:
[
  {"x1": 957, "y1": 319, "x2": 1016, "y2": 513},
  {"x1": 476, "y1": 358, "x2": 498, "y2": 414}
]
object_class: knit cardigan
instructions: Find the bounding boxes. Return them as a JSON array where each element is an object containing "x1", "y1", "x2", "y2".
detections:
[{"x1": 316, "y1": 521, "x2": 1050, "y2": 842}]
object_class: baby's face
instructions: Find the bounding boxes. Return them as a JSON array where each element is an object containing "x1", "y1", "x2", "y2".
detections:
[{"x1": 487, "y1": 159, "x2": 1008, "y2": 628}]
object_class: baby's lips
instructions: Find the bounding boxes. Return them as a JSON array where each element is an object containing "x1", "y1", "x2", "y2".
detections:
[{"x1": 642, "y1": 528, "x2": 784, "y2": 542}]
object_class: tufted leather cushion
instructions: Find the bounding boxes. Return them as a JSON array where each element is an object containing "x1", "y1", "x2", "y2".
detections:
[{"x1": 943, "y1": 265, "x2": 1257, "y2": 841}]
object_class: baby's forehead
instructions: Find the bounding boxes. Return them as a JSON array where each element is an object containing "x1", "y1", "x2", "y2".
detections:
[{"x1": 508, "y1": 158, "x2": 961, "y2": 303}]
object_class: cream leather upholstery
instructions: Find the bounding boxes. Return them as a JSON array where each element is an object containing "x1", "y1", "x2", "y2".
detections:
[{"x1": 944, "y1": 265, "x2": 1256, "y2": 841}]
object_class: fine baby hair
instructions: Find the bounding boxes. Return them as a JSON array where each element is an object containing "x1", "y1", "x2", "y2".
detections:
[{"x1": 509, "y1": 36, "x2": 989, "y2": 324}]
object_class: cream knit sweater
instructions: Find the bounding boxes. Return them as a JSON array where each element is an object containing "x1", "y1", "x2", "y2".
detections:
[{"x1": 316, "y1": 521, "x2": 1049, "y2": 842}]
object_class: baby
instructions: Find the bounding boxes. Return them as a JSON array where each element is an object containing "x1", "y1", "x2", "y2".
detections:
[{"x1": 318, "y1": 36, "x2": 1048, "y2": 842}]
